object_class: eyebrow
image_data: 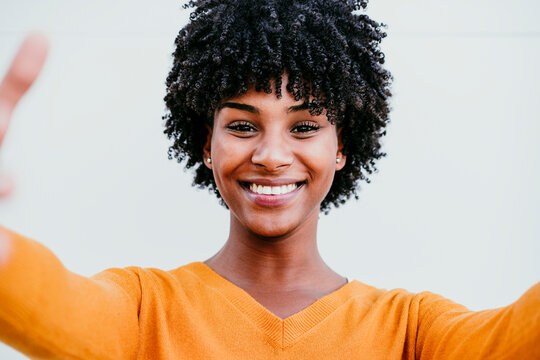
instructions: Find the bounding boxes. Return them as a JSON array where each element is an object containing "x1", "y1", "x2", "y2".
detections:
[
  {"x1": 216, "y1": 102, "x2": 311, "y2": 114},
  {"x1": 217, "y1": 102, "x2": 259, "y2": 114},
  {"x1": 287, "y1": 103, "x2": 310, "y2": 113}
]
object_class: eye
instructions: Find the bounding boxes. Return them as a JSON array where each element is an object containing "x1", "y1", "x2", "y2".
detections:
[
  {"x1": 291, "y1": 121, "x2": 320, "y2": 134},
  {"x1": 227, "y1": 121, "x2": 257, "y2": 133}
]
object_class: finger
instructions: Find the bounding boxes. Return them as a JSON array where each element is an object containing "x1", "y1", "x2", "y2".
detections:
[
  {"x1": 0, "y1": 173, "x2": 14, "y2": 198},
  {"x1": 0, "y1": 32, "x2": 49, "y2": 146},
  {"x1": 0, "y1": 104, "x2": 10, "y2": 145},
  {"x1": 0, "y1": 32, "x2": 49, "y2": 110}
]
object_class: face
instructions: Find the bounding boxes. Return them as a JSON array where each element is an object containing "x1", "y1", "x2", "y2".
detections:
[{"x1": 204, "y1": 78, "x2": 346, "y2": 238}]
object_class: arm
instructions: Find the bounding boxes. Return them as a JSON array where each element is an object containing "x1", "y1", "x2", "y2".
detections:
[
  {"x1": 0, "y1": 226, "x2": 141, "y2": 359},
  {"x1": 0, "y1": 35, "x2": 140, "y2": 359},
  {"x1": 415, "y1": 283, "x2": 540, "y2": 360}
]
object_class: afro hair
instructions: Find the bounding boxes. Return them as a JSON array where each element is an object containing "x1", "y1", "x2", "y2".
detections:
[{"x1": 163, "y1": 0, "x2": 392, "y2": 212}]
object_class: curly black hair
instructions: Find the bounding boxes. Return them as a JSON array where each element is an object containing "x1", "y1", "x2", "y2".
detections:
[{"x1": 163, "y1": 0, "x2": 392, "y2": 213}]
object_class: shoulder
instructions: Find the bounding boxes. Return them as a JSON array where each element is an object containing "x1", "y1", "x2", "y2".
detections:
[
  {"x1": 90, "y1": 262, "x2": 213, "y2": 301},
  {"x1": 345, "y1": 280, "x2": 470, "y2": 322}
]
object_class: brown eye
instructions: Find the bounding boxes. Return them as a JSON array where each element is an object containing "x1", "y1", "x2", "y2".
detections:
[
  {"x1": 227, "y1": 121, "x2": 256, "y2": 132},
  {"x1": 291, "y1": 122, "x2": 320, "y2": 134}
]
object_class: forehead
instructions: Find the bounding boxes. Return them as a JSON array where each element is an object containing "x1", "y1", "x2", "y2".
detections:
[{"x1": 215, "y1": 75, "x2": 325, "y2": 116}]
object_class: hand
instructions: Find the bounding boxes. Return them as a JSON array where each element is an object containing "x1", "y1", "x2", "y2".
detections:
[{"x1": 0, "y1": 32, "x2": 49, "y2": 198}]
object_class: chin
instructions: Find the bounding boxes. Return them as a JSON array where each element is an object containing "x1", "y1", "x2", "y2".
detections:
[
  {"x1": 254, "y1": 224, "x2": 296, "y2": 239},
  {"x1": 241, "y1": 213, "x2": 300, "y2": 239},
  {"x1": 252, "y1": 228, "x2": 293, "y2": 240}
]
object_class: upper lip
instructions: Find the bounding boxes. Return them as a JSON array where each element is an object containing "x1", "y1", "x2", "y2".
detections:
[{"x1": 240, "y1": 178, "x2": 305, "y2": 186}]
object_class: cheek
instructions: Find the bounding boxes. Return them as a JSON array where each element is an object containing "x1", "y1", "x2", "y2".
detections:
[
  {"x1": 299, "y1": 135, "x2": 338, "y2": 180},
  {"x1": 210, "y1": 134, "x2": 250, "y2": 187}
]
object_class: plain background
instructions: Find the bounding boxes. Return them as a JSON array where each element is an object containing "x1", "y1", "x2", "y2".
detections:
[{"x1": 1, "y1": 0, "x2": 539, "y2": 358}]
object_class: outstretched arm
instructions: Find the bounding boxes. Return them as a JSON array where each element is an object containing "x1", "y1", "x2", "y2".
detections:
[
  {"x1": 415, "y1": 282, "x2": 540, "y2": 360},
  {"x1": 0, "y1": 226, "x2": 141, "y2": 359},
  {"x1": 0, "y1": 35, "x2": 140, "y2": 359}
]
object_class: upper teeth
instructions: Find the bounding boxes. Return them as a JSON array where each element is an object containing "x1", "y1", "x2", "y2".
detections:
[{"x1": 249, "y1": 183, "x2": 298, "y2": 195}]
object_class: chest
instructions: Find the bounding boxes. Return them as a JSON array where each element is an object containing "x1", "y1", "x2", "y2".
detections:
[
  {"x1": 136, "y1": 296, "x2": 412, "y2": 360},
  {"x1": 244, "y1": 288, "x2": 323, "y2": 319}
]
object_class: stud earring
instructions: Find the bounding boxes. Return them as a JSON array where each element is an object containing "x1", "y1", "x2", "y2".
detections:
[
  {"x1": 207, "y1": 158, "x2": 212, "y2": 164},
  {"x1": 336, "y1": 157, "x2": 341, "y2": 164}
]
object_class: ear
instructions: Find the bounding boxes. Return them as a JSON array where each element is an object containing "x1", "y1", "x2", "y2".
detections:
[
  {"x1": 203, "y1": 124, "x2": 213, "y2": 169},
  {"x1": 336, "y1": 128, "x2": 346, "y2": 171}
]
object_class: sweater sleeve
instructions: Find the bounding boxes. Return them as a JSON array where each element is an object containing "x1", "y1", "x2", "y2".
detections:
[
  {"x1": 0, "y1": 225, "x2": 141, "y2": 360},
  {"x1": 415, "y1": 282, "x2": 540, "y2": 360}
]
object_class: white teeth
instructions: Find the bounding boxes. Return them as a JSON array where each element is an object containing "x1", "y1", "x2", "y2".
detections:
[{"x1": 248, "y1": 182, "x2": 298, "y2": 195}]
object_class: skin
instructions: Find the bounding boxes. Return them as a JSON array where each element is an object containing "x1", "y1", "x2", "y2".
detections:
[{"x1": 204, "y1": 78, "x2": 349, "y2": 319}]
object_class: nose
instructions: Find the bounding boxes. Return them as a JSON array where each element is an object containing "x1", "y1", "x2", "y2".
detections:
[{"x1": 251, "y1": 132, "x2": 293, "y2": 172}]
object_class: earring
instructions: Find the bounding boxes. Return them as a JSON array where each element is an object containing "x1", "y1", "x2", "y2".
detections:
[
  {"x1": 207, "y1": 158, "x2": 212, "y2": 164},
  {"x1": 336, "y1": 157, "x2": 341, "y2": 164}
]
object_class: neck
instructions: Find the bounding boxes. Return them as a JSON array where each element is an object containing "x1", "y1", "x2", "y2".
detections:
[{"x1": 205, "y1": 211, "x2": 342, "y2": 291}]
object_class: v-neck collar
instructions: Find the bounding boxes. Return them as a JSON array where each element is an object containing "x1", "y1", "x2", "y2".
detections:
[{"x1": 183, "y1": 262, "x2": 365, "y2": 349}]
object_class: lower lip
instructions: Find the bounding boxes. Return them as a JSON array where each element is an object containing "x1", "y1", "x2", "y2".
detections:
[{"x1": 242, "y1": 184, "x2": 303, "y2": 207}]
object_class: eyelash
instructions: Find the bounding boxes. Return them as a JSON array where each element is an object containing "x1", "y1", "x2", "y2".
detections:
[
  {"x1": 227, "y1": 121, "x2": 255, "y2": 133},
  {"x1": 291, "y1": 121, "x2": 320, "y2": 133},
  {"x1": 226, "y1": 121, "x2": 320, "y2": 134}
]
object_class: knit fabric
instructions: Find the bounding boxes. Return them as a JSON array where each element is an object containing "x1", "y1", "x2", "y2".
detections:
[{"x1": 1, "y1": 226, "x2": 539, "y2": 359}]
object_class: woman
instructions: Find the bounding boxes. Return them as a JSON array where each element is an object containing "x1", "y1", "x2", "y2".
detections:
[{"x1": 1, "y1": 0, "x2": 539, "y2": 359}]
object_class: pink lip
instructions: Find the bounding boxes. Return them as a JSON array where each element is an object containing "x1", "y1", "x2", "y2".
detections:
[{"x1": 242, "y1": 183, "x2": 303, "y2": 207}]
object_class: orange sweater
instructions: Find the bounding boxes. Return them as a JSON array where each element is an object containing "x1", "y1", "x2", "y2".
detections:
[{"x1": 0, "y1": 226, "x2": 539, "y2": 359}]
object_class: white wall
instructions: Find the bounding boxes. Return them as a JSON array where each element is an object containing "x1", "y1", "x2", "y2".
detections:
[{"x1": 1, "y1": 0, "x2": 539, "y2": 358}]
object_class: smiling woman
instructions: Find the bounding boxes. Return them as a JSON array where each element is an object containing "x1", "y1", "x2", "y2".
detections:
[
  {"x1": 163, "y1": 0, "x2": 391, "y2": 214},
  {"x1": 0, "y1": 0, "x2": 539, "y2": 359}
]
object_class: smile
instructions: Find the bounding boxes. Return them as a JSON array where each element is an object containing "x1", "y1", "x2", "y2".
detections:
[
  {"x1": 239, "y1": 180, "x2": 305, "y2": 207},
  {"x1": 248, "y1": 183, "x2": 298, "y2": 195}
]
